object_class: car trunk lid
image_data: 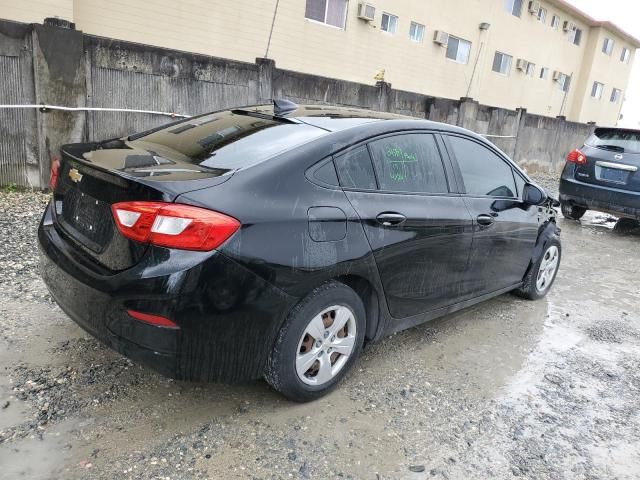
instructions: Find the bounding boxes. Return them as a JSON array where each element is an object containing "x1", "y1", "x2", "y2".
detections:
[{"x1": 53, "y1": 141, "x2": 231, "y2": 272}]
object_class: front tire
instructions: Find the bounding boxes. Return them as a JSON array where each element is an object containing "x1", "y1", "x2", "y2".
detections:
[
  {"x1": 561, "y1": 203, "x2": 586, "y2": 220},
  {"x1": 515, "y1": 237, "x2": 561, "y2": 300},
  {"x1": 264, "y1": 282, "x2": 366, "y2": 402}
]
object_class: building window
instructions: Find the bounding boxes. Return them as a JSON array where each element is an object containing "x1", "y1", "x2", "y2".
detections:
[
  {"x1": 409, "y1": 21, "x2": 425, "y2": 42},
  {"x1": 621, "y1": 47, "x2": 631, "y2": 63},
  {"x1": 537, "y1": 7, "x2": 547, "y2": 23},
  {"x1": 551, "y1": 15, "x2": 560, "y2": 29},
  {"x1": 304, "y1": 0, "x2": 348, "y2": 29},
  {"x1": 492, "y1": 51, "x2": 513, "y2": 75},
  {"x1": 504, "y1": 0, "x2": 523, "y2": 17},
  {"x1": 569, "y1": 27, "x2": 582, "y2": 46},
  {"x1": 539, "y1": 67, "x2": 549, "y2": 79},
  {"x1": 446, "y1": 36, "x2": 472, "y2": 64},
  {"x1": 381, "y1": 13, "x2": 398, "y2": 34},
  {"x1": 556, "y1": 72, "x2": 571, "y2": 92},
  {"x1": 591, "y1": 81, "x2": 604, "y2": 100},
  {"x1": 602, "y1": 38, "x2": 615, "y2": 55},
  {"x1": 610, "y1": 88, "x2": 622, "y2": 103},
  {"x1": 526, "y1": 62, "x2": 536, "y2": 77}
]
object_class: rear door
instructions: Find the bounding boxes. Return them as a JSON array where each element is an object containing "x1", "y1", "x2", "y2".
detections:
[
  {"x1": 336, "y1": 132, "x2": 474, "y2": 319},
  {"x1": 442, "y1": 134, "x2": 538, "y2": 295},
  {"x1": 575, "y1": 128, "x2": 640, "y2": 191}
]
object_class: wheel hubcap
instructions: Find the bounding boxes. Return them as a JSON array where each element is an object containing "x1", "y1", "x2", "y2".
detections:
[
  {"x1": 536, "y1": 245, "x2": 559, "y2": 292},
  {"x1": 296, "y1": 305, "x2": 357, "y2": 386}
]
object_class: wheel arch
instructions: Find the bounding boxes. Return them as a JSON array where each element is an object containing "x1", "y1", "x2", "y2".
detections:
[
  {"x1": 334, "y1": 274, "x2": 384, "y2": 344},
  {"x1": 529, "y1": 220, "x2": 561, "y2": 274}
]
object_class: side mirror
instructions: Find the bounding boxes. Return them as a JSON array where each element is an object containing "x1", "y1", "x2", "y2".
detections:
[{"x1": 522, "y1": 183, "x2": 548, "y2": 206}]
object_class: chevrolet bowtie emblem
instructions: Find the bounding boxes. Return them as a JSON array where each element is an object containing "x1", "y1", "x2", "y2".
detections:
[{"x1": 68, "y1": 168, "x2": 83, "y2": 183}]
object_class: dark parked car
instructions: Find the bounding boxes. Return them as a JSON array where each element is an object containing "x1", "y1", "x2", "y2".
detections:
[
  {"x1": 560, "y1": 127, "x2": 640, "y2": 221},
  {"x1": 39, "y1": 101, "x2": 561, "y2": 401}
]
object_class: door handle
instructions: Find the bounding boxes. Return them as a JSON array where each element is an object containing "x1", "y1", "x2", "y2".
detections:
[
  {"x1": 376, "y1": 212, "x2": 407, "y2": 227},
  {"x1": 477, "y1": 214, "x2": 495, "y2": 226}
]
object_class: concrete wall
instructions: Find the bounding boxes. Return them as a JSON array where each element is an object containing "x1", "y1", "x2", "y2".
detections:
[
  {"x1": 0, "y1": 0, "x2": 635, "y2": 125},
  {"x1": 0, "y1": 19, "x2": 595, "y2": 188}
]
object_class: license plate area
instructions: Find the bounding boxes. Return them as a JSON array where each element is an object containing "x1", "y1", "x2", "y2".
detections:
[
  {"x1": 595, "y1": 165, "x2": 630, "y2": 185},
  {"x1": 58, "y1": 187, "x2": 115, "y2": 253}
]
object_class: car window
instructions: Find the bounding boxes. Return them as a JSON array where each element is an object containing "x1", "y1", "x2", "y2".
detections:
[
  {"x1": 513, "y1": 171, "x2": 526, "y2": 198},
  {"x1": 130, "y1": 110, "x2": 327, "y2": 170},
  {"x1": 334, "y1": 145, "x2": 377, "y2": 190},
  {"x1": 586, "y1": 128, "x2": 640, "y2": 154},
  {"x1": 368, "y1": 134, "x2": 449, "y2": 193},
  {"x1": 446, "y1": 136, "x2": 517, "y2": 197},
  {"x1": 312, "y1": 160, "x2": 340, "y2": 186}
]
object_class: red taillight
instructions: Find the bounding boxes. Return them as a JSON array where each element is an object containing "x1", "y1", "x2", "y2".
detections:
[
  {"x1": 111, "y1": 202, "x2": 240, "y2": 251},
  {"x1": 49, "y1": 157, "x2": 60, "y2": 190},
  {"x1": 127, "y1": 309, "x2": 179, "y2": 329},
  {"x1": 566, "y1": 149, "x2": 587, "y2": 165}
]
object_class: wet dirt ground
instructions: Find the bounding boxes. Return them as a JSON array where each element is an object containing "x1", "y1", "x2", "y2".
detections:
[{"x1": 1, "y1": 183, "x2": 640, "y2": 479}]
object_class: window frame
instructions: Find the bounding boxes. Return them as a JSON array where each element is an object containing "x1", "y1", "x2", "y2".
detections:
[
  {"x1": 504, "y1": 0, "x2": 523, "y2": 17},
  {"x1": 304, "y1": 0, "x2": 348, "y2": 29},
  {"x1": 526, "y1": 62, "x2": 536, "y2": 77},
  {"x1": 409, "y1": 21, "x2": 425, "y2": 42},
  {"x1": 329, "y1": 131, "x2": 457, "y2": 196},
  {"x1": 610, "y1": 88, "x2": 622, "y2": 103},
  {"x1": 445, "y1": 35, "x2": 472, "y2": 64},
  {"x1": 551, "y1": 15, "x2": 560, "y2": 29},
  {"x1": 492, "y1": 51, "x2": 513, "y2": 76},
  {"x1": 537, "y1": 7, "x2": 547, "y2": 23},
  {"x1": 441, "y1": 133, "x2": 523, "y2": 199},
  {"x1": 621, "y1": 48, "x2": 631, "y2": 63},
  {"x1": 381, "y1": 12, "x2": 399, "y2": 34},
  {"x1": 602, "y1": 38, "x2": 615, "y2": 56},
  {"x1": 569, "y1": 27, "x2": 582, "y2": 46},
  {"x1": 539, "y1": 67, "x2": 549, "y2": 80},
  {"x1": 591, "y1": 81, "x2": 605, "y2": 100}
]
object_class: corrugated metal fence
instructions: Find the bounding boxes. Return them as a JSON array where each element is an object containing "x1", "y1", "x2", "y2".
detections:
[{"x1": 0, "y1": 54, "x2": 37, "y2": 187}]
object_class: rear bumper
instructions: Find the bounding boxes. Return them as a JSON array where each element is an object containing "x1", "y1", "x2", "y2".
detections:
[
  {"x1": 38, "y1": 202, "x2": 296, "y2": 383},
  {"x1": 559, "y1": 173, "x2": 640, "y2": 219}
]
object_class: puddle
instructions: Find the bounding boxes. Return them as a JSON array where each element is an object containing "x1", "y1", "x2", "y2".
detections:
[{"x1": 0, "y1": 417, "x2": 81, "y2": 480}]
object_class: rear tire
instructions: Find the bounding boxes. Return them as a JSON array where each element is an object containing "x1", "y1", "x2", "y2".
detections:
[
  {"x1": 561, "y1": 203, "x2": 586, "y2": 220},
  {"x1": 515, "y1": 236, "x2": 561, "y2": 300},
  {"x1": 264, "y1": 282, "x2": 366, "y2": 402}
]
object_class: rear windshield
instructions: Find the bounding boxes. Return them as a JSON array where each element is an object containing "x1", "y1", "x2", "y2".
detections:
[
  {"x1": 586, "y1": 129, "x2": 640, "y2": 154},
  {"x1": 130, "y1": 110, "x2": 327, "y2": 169}
]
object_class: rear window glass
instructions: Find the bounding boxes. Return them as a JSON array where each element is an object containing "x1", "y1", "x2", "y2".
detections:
[
  {"x1": 130, "y1": 111, "x2": 327, "y2": 170},
  {"x1": 586, "y1": 129, "x2": 640, "y2": 154},
  {"x1": 368, "y1": 134, "x2": 449, "y2": 194},
  {"x1": 334, "y1": 146, "x2": 378, "y2": 190}
]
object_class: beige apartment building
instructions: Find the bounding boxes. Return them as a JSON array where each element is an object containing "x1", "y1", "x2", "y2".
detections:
[{"x1": 1, "y1": 0, "x2": 638, "y2": 125}]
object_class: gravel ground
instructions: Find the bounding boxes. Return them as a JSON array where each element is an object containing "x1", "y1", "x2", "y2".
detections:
[{"x1": 1, "y1": 175, "x2": 640, "y2": 479}]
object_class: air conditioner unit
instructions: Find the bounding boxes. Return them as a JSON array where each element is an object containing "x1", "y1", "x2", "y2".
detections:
[
  {"x1": 528, "y1": 1, "x2": 541, "y2": 14},
  {"x1": 562, "y1": 21, "x2": 574, "y2": 32},
  {"x1": 516, "y1": 59, "x2": 528, "y2": 71},
  {"x1": 553, "y1": 71, "x2": 563, "y2": 81},
  {"x1": 433, "y1": 30, "x2": 449, "y2": 46},
  {"x1": 357, "y1": 2, "x2": 375, "y2": 22}
]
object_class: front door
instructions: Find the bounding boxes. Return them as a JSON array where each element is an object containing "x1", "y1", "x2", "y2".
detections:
[
  {"x1": 442, "y1": 134, "x2": 539, "y2": 294},
  {"x1": 334, "y1": 133, "x2": 474, "y2": 319}
]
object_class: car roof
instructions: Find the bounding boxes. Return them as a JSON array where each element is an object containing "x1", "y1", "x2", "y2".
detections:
[{"x1": 240, "y1": 103, "x2": 480, "y2": 137}]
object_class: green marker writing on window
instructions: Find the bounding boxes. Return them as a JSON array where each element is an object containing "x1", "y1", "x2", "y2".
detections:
[{"x1": 385, "y1": 146, "x2": 417, "y2": 181}]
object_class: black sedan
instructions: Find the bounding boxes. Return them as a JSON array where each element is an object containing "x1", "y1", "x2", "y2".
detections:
[
  {"x1": 560, "y1": 127, "x2": 640, "y2": 222},
  {"x1": 39, "y1": 101, "x2": 561, "y2": 401}
]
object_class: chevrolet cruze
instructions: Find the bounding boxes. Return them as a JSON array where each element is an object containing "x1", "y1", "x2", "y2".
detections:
[{"x1": 39, "y1": 101, "x2": 561, "y2": 401}]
